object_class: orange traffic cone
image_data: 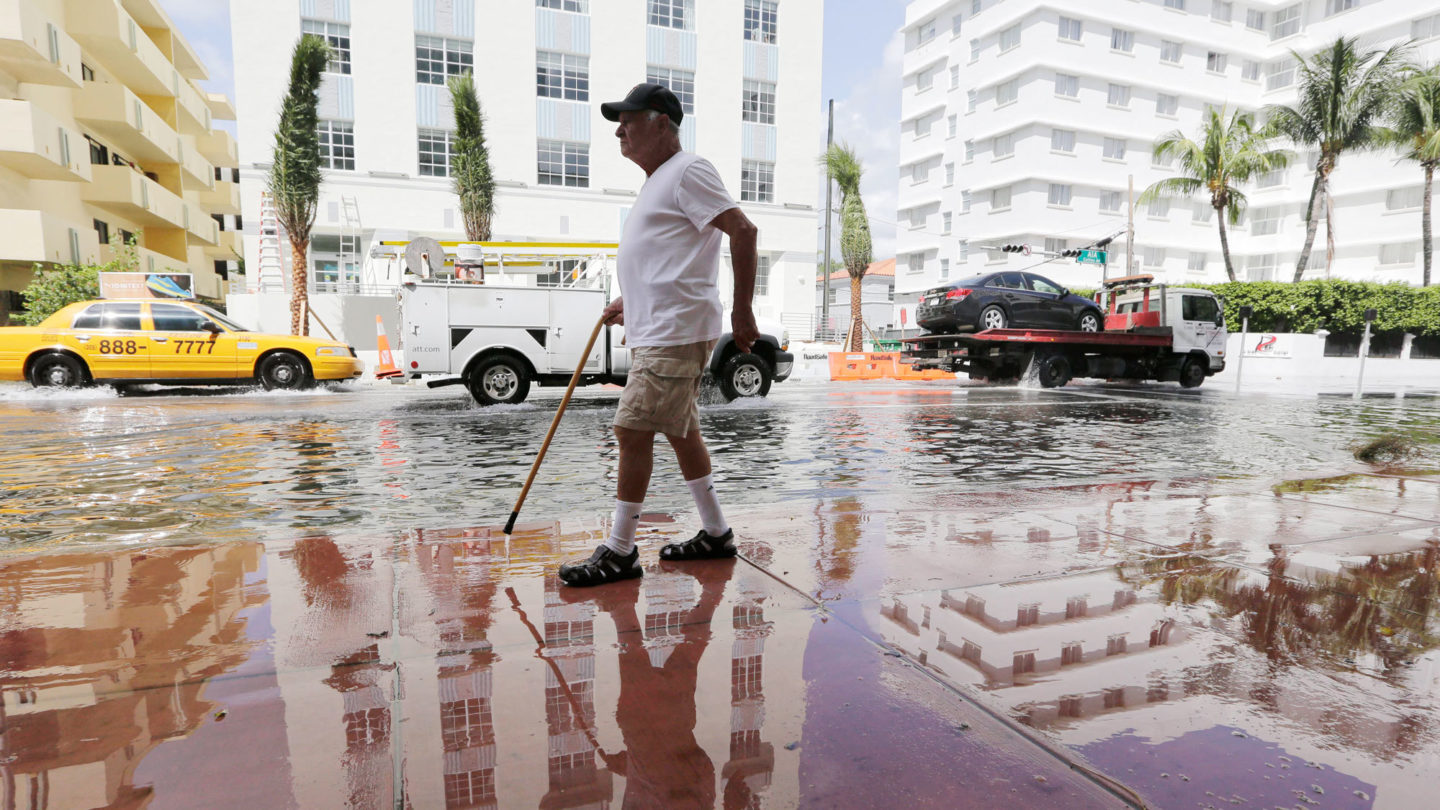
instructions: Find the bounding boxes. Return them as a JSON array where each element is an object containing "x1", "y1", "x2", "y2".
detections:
[{"x1": 374, "y1": 315, "x2": 403, "y2": 379}]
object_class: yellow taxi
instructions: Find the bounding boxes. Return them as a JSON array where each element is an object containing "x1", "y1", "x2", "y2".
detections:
[{"x1": 0, "y1": 299, "x2": 364, "y2": 390}]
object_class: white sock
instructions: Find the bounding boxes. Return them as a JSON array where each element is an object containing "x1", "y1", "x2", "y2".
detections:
[
  {"x1": 686, "y1": 474, "x2": 729, "y2": 537},
  {"x1": 604, "y1": 500, "x2": 643, "y2": 555}
]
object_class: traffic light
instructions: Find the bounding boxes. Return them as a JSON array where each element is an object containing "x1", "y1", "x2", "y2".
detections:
[
  {"x1": 1060, "y1": 248, "x2": 1082, "y2": 258},
  {"x1": 1000, "y1": 243, "x2": 1029, "y2": 254}
]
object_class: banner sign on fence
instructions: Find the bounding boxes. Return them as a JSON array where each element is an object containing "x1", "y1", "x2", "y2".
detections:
[{"x1": 1243, "y1": 334, "x2": 1291, "y2": 358}]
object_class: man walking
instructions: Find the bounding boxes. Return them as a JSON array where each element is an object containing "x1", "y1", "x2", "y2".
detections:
[{"x1": 559, "y1": 83, "x2": 760, "y2": 587}]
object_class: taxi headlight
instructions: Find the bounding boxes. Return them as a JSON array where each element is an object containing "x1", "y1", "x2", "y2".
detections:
[
  {"x1": 316, "y1": 346, "x2": 347, "y2": 357},
  {"x1": 781, "y1": 330, "x2": 790, "y2": 352}
]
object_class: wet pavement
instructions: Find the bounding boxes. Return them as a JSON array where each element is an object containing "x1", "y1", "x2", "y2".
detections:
[{"x1": 1, "y1": 379, "x2": 1438, "y2": 808}]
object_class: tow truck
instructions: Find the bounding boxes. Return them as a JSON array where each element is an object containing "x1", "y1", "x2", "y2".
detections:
[
  {"x1": 393, "y1": 240, "x2": 793, "y2": 405},
  {"x1": 901, "y1": 275, "x2": 1227, "y2": 388}
]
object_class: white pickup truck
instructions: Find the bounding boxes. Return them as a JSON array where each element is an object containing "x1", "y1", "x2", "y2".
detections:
[{"x1": 395, "y1": 243, "x2": 794, "y2": 406}]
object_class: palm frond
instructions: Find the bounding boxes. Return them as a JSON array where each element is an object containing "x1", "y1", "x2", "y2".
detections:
[
  {"x1": 267, "y1": 33, "x2": 331, "y2": 242},
  {"x1": 823, "y1": 143, "x2": 864, "y2": 199},
  {"x1": 448, "y1": 72, "x2": 496, "y2": 241}
]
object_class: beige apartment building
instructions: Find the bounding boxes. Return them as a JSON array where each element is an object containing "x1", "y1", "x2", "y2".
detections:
[{"x1": 0, "y1": 0, "x2": 240, "y2": 321}]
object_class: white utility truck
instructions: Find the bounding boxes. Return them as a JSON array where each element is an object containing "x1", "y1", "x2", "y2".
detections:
[
  {"x1": 902, "y1": 275, "x2": 1228, "y2": 388},
  {"x1": 393, "y1": 241, "x2": 794, "y2": 405}
]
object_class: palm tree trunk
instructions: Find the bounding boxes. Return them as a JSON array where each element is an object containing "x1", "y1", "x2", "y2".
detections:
[
  {"x1": 290, "y1": 238, "x2": 309, "y2": 336},
  {"x1": 1294, "y1": 168, "x2": 1328, "y2": 282},
  {"x1": 1324, "y1": 190, "x2": 1336, "y2": 279},
  {"x1": 848, "y1": 274, "x2": 863, "y2": 352},
  {"x1": 1216, "y1": 205, "x2": 1236, "y2": 282},
  {"x1": 1425, "y1": 163, "x2": 1434, "y2": 287}
]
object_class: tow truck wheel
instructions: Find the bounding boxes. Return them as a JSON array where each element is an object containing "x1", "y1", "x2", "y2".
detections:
[
  {"x1": 468, "y1": 355, "x2": 531, "y2": 405},
  {"x1": 1077, "y1": 311, "x2": 1102, "y2": 332},
  {"x1": 30, "y1": 353, "x2": 87, "y2": 388},
  {"x1": 718, "y1": 352, "x2": 772, "y2": 401},
  {"x1": 1178, "y1": 357, "x2": 1207, "y2": 389},
  {"x1": 978, "y1": 305, "x2": 1008, "y2": 331},
  {"x1": 1036, "y1": 353, "x2": 1072, "y2": 388},
  {"x1": 258, "y1": 352, "x2": 313, "y2": 391}
]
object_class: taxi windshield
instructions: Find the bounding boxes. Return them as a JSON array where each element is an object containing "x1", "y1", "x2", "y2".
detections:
[{"x1": 195, "y1": 304, "x2": 251, "y2": 332}]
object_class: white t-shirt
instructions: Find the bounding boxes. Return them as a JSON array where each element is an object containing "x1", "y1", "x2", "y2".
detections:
[{"x1": 617, "y1": 151, "x2": 738, "y2": 347}]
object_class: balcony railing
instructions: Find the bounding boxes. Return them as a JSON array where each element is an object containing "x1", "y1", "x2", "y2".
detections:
[
  {"x1": 0, "y1": 0, "x2": 83, "y2": 88},
  {"x1": 82, "y1": 163, "x2": 185, "y2": 229},
  {"x1": 76, "y1": 79, "x2": 179, "y2": 165},
  {"x1": 0, "y1": 98, "x2": 90, "y2": 182},
  {"x1": 65, "y1": 0, "x2": 175, "y2": 98}
]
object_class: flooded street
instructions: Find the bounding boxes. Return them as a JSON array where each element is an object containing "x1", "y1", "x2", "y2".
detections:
[{"x1": 2, "y1": 378, "x2": 1438, "y2": 809}]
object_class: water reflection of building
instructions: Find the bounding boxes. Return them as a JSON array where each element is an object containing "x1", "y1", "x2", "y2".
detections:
[
  {"x1": 724, "y1": 578, "x2": 776, "y2": 808},
  {"x1": 543, "y1": 573, "x2": 611, "y2": 809},
  {"x1": 0, "y1": 545, "x2": 262, "y2": 809}
]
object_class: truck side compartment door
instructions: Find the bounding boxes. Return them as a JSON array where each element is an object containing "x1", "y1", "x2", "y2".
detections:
[
  {"x1": 400, "y1": 284, "x2": 450, "y2": 374},
  {"x1": 548, "y1": 289, "x2": 607, "y2": 374}
]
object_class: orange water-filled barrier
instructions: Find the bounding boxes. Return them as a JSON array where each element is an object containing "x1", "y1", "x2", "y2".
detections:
[{"x1": 829, "y1": 352, "x2": 953, "y2": 381}]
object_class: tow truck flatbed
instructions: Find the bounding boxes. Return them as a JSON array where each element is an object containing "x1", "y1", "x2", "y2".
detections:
[{"x1": 903, "y1": 329, "x2": 1173, "y2": 348}]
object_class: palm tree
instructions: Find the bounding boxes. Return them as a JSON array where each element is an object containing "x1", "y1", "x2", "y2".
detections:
[
  {"x1": 821, "y1": 143, "x2": 872, "y2": 351},
  {"x1": 1266, "y1": 37, "x2": 1407, "y2": 282},
  {"x1": 1378, "y1": 64, "x2": 1440, "y2": 287},
  {"x1": 447, "y1": 72, "x2": 496, "y2": 241},
  {"x1": 1139, "y1": 108, "x2": 1292, "y2": 282},
  {"x1": 267, "y1": 34, "x2": 330, "y2": 336}
]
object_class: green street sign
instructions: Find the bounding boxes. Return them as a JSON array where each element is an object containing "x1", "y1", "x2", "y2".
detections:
[{"x1": 1077, "y1": 249, "x2": 1107, "y2": 265}]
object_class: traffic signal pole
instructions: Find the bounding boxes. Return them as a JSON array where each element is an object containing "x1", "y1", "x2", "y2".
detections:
[{"x1": 821, "y1": 99, "x2": 833, "y2": 340}]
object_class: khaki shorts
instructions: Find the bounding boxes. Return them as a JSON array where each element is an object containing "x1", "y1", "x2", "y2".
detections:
[{"x1": 613, "y1": 340, "x2": 716, "y2": 438}]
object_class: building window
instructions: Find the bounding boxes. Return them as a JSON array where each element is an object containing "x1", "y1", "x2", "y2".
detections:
[
  {"x1": 418, "y1": 129, "x2": 452, "y2": 177},
  {"x1": 1272, "y1": 4, "x2": 1301, "y2": 39},
  {"x1": 1194, "y1": 201, "x2": 1214, "y2": 223},
  {"x1": 1107, "y1": 83, "x2": 1131, "y2": 108},
  {"x1": 1051, "y1": 128, "x2": 1075, "y2": 152},
  {"x1": 942, "y1": 212, "x2": 953, "y2": 234},
  {"x1": 1387, "y1": 187, "x2": 1424, "y2": 210},
  {"x1": 950, "y1": 64, "x2": 960, "y2": 89},
  {"x1": 999, "y1": 22, "x2": 1021, "y2": 51},
  {"x1": 1160, "y1": 40, "x2": 1182, "y2": 63},
  {"x1": 755, "y1": 254, "x2": 770, "y2": 296},
  {"x1": 991, "y1": 185, "x2": 1011, "y2": 210},
  {"x1": 1100, "y1": 190, "x2": 1122, "y2": 212},
  {"x1": 536, "y1": 51, "x2": 589, "y2": 101},
  {"x1": 1212, "y1": 1, "x2": 1233, "y2": 22},
  {"x1": 1247, "y1": 254, "x2": 1276, "y2": 280},
  {"x1": 917, "y1": 17, "x2": 937, "y2": 45},
  {"x1": 1156, "y1": 93, "x2": 1179, "y2": 116},
  {"x1": 1326, "y1": 0, "x2": 1356, "y2": 16},
  {"x1": 945, "y1": 162, "x2": 955, "y2": 185},
  {"x1": 960, "y1": 240, "x2": 969, "y2": 261},
  {"x1": 1017, "y1": 604, "x2": 1039, "y2": 626},
  {"x1": 908, "y1": 253, "x2": 924, "y2": 274},
  {"x1": 1058, "y1": 16, "x2": 1081, "y2": 41},
  {"x1": 1048, "y1": 183, "x2": 1072, "y2": 206},
  {"x1": 1380, "y1": 243, "x2": 1417, "y2": 265},
  {"x1": 915, "y1": 113, "x2": 934, "y2": 138},
  {"x1": 1257, "y1": 167, "x2": 1285, "y2": 188},
  {"x1": 967, "y1": 89, "x2": 978, "y2": 112},
  {"x1": 970, "y1": 38, "x2": 981, "y2": 62},
  {"x1": 993, "y1": 131, "x2": 1014, "y2": 158},
  {"x1": 646, "y1": 67, "x2": 695, "y2": 113},
  {"x1": 1207, "y1": 51, "x2": 1228, "y2": 72},
  {"x1": 1266, "y1": 59, "x2": 1296, "y2": 90},
  {"x1": 952, "y1": 14, "x2": 963, "y2": 36},
  {"x1": 416, "y1": 36, "x2": 474, "y2": 85},
  {"x1": 1188, "y1": 252, "x2": 1207, "y2": 272},
  {"x1": 1103, "y1": 137, "x2": 1127, "y2": 160},
  {"x1": 964, "y1": 139, "x2": 975, "y2": 161},
  {"x1": 1061, "y1": 644, "x2": 1082, "y2": 665},
  {"x1": 1012, "y1": 651, "x2": 1036, "y2": 675},
  {"x1": 1252, "y1": 206, "x2": 1281, "y2": 234},
  {"x1": 1163, "y1": 0, "x2": 1185, "y2": 9},
  {"x1": 1146, "y1": 198, "x2": 1170, "y2": 218},
  {"x1": 947, "y1": 114, "x2": 957, "y2": 137},
  {"x1": 911, "y1": 161, "x2": 928, "y2": 183},
  {"x1": 940, "y1": 258, "x2": 950, "y2": 278},
  {"x1": 538, "y1": 139, "x2": 588, "y2": 187},
  {"x1": 1064, "y1": 596, "x2": 1086, "y2": 618},
  {"x1": 741, "y1": 160, "x2": 774, "y2": 202},
  {"x1": 87, "y1": 135, "x2": 109, "y2": 166},
  {"x1": 1110, "y1": 27, "x2": 1133, "y2": 52},
  {"x1": 1106, "y1": 635, "x2": 1128, "y2": 656},
  {"x1": 1246, "y1": 9, "x2": 1266, "y2": 30},
  {"x1": 1055, "y1": 73, "x2": 1078, "y2": 98},
  {"x1": 1414, "y1": 13, "x2": 1440, "y2": 39},
  {"x1": 962, "y1": 189, "x2": 972, "y2": 212},
  {"x1": 995, "y1": 78, "x2": 1018, "y2": 105},
  {"x1": 1142, "y1": 247, "x2": 1167, "y2": 268},
  {"x1": 744, "y1": 0, "x2": 778, "y2": 43},
  {"x1": 318, "y1": 120, "x2": 354, "y2": 170},
  {"x1": 742, "y1": 80, "x2": 776, "y2": 124},
  {"x1": 649, "y1": 0, "x2": 692, "y2": 30},
  {"x1": 1242, "y1": 60, "x2": 1260, "y2": 81},
  {"x1": 81, "y1": 62, "x2": 94, "y2": 81},
  {"x1": 538, "y1": 0, "x2": 588, "y2": 10},
  {"x1": 302, "y1": 19, "x2": 351, "y2": 74},
  {"x1": 93, "y1": 218, "x2": 109, "y2": 245}
]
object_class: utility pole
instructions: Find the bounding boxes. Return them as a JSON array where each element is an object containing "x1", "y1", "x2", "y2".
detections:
[
  {"x1": 821, "y1": 99, "x2": 834, "y2": 341},
  {"x1": 1126, "y1": 174, "x2": 1135, "y2": 277}
]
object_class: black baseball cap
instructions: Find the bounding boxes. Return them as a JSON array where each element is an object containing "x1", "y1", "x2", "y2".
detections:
[{"x1": 601, "y1": 83, "x2": 684, "y2": 126}]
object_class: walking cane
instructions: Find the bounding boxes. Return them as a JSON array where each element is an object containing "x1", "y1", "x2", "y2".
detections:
[{"x1": 504, "y1": 313, "x2": 608, "y2": 535}]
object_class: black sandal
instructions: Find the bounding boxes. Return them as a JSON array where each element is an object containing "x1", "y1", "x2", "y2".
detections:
[
  {"x1": 659, "y1": 529, "x2": 737, "y2": 561},
  {"x1": 558, "y1": 545, "x2": 643, "y2": 587}
]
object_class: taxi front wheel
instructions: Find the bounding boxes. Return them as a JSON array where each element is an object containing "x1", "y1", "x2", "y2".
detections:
[
  {"x1": 257, "y1": 352, "x2": 313, "y2": 391},
  {"x1": 30, "y1": 353, "x2": 87, "y2": 388}
]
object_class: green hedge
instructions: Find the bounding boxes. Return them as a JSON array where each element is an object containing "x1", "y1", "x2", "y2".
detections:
[{"x1": 1198, "y1": 281, "x2": 1440, "y2": 336}]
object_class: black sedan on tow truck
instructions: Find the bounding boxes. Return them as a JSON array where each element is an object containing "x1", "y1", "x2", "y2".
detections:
[{"x1": 917, "y1": 272, "x2": 1104, "y2": 334}]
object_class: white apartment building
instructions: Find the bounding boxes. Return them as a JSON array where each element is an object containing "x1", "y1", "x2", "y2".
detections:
[
  {"x1": 896, "y1": 0, "x2": 1440, "y2": 314},
  {"x1": 229, "y1": 0, "x2": 823, "y2": 339},
  {"x1": 0, "y1": 0, "x2": 240, "y2": 320}
]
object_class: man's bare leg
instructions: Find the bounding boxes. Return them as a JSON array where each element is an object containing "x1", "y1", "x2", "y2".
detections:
[
  {"x1": 664, "y1": 429, "x2": 733, "y2": 551},
  {"x1": 603, "y1": 425, "x2": 656, "y2": 555}
]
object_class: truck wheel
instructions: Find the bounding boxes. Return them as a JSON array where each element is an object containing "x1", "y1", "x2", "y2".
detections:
[
  {"x1": 468, "y1": 355, "x2": 530, "y2": 405},
  {"x1": 718, "y1": 352, "x2": 772, "y2": 401},
  {"x1": 30, "y1": 353, "x2": 87, "y2": 388},
  {"x1": 1178, "y1": 357, "x2": 1207, "y2": 388},
  {"x1": 1076, "y1": 311, "x2": 1102, "y2": 332},
  {"x1": 1037, "y1": 353, "x2": 1072, "y2": 388},
  {"x1": 258, "y1": 352, "x2": 313, "y2": 390},
  {"x1": 978, "y1": 305, "x2": 1008, "y2": 331}
]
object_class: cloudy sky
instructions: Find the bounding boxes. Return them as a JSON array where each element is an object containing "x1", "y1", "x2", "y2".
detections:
[{"x1": 161, "y1": 0, "x2": 907, "y2": 258}]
